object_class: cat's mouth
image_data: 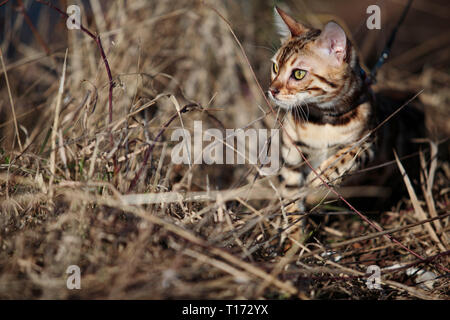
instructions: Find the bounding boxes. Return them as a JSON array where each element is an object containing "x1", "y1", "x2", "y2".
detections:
[{"x1": 268, "y1": 91, "x2": 301, "y2": 110}]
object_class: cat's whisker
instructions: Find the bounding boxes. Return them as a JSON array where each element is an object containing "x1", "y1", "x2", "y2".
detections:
[{"x1": 248, "y1": 43, "x2": 277, "y2": 54}]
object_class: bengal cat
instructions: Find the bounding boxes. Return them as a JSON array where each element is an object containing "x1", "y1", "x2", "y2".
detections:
[
  {"x1": 265, "y1": 7, "x2": 425, "y2": 250},
  {"x1": 269, "y1": 7, "x2": 376, "y2": 190}
]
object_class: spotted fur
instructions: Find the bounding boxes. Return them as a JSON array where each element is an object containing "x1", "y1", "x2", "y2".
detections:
[
  {"x1": 264, "y1": 7, "x2": 379, "y2": 251},
  {"x1": 269, "y1": 7, "x2": 376, "y2": 190},
  {"x1": 264, "y1": 7, "x2": 426, "y2": 253}
]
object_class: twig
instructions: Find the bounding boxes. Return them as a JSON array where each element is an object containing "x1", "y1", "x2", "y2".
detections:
[
  {"x1": 17, "y1": 0, "x2": 52, "y2": 56},
  {"x1": 0, "y1": 47, "x2": 22, "y2": 151},
  {"x1": 299, "y1": 212, "x2": 450, "y2": 260},
  {"x1": 127, "y1": 103, "x2": 200, "y2": 192},
  {"x1": 394, "y1": 151, "x2": 446, "y2": 252},
  {"x1": 49, "y1": 49, "x2": 68, "y2": 198},
  {"x1": 36, "y1": 0, "x2": 116, "y2": 169}
]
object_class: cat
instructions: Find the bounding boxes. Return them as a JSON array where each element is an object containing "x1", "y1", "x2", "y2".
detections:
[
  {"x1": 265, "y1": 7, "x2": 426, "y2": 250},
  {"x1": 269, "y1": 7, "x2": 376, "y2": 190}
]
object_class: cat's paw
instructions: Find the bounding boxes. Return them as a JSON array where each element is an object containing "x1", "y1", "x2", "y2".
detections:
[{"x1": 306, "y1": 149, "x2": 358, "y2": 187}]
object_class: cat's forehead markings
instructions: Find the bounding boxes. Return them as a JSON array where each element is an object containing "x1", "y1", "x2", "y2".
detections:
[
  {"x1": 287, "y1": 55, "x2": 301, "y2": 67},
  {"x1": 277, "y1": 29, "x2": 321, "y2": 65}
]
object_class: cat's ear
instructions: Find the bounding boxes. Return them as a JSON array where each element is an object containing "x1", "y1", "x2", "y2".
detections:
[
  {"x1": 274, "y1": 6, "x2": 308, "y2": 39},
  {"x1": 317, "y1": 21, "x2": 347, "y2": 64}
]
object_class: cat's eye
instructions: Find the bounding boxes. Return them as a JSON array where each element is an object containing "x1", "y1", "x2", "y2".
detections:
[
  {"x1": 293, "y1": 69, "x2": 307, "y2": 80},
  {"x1": 273, "y1": 62, "x2": 279, "y2": 74}
]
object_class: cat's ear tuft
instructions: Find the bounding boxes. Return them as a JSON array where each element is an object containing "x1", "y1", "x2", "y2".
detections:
[
  {"x1": 317, "y1": 21, "x2": 347, "y2": 63},
  {"x1": 274, "y1": 6, "x2": 307, "y2": 39}
]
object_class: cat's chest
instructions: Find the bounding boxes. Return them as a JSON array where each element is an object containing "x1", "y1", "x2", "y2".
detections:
[{"x1": 283, "y1": 102, "x2": 371, "y2": 149}]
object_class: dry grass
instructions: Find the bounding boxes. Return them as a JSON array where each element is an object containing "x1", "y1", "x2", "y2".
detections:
[{"x1": 0, "y1": 0, "x2": 448, "y2": 299}]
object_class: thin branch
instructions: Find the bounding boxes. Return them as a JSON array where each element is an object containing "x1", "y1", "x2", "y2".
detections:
[
  {"x1": 49, "y1": 49, "x2": 68, "y2": 198},
  {"x1": 128, "y1": 103, "x2": 200, "y2": 192},
  {"x1": 0, "y1": 47, "x2": 22, "y2": 151},
  {"x1": 299, "y1": 212, "x2": 450, "y2": 260},
  {"x1": 36, "y1": 0, "x2": 117, "y2": 172},
  {"x1": 17, "y1": 0, "x2": 51, "y2": 56}
]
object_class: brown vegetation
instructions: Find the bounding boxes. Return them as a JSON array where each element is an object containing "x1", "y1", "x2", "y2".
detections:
[{"x1": 0, "y1": 0, "x2": 448, "y2": 299}]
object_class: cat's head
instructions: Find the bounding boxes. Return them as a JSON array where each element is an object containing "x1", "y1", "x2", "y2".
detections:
[{"x1": 269, "y1": 7, "x2": 355, "y2": 110}]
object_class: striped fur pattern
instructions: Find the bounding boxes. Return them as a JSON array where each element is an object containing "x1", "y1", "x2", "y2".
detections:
[{"x1": 269, "y1": 7, "x2": 376, "y2": 189}]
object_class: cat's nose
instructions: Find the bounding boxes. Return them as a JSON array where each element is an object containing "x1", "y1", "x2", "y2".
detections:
[{"x1": 269, "y1": 87, "x2": 280, "y2": 96}]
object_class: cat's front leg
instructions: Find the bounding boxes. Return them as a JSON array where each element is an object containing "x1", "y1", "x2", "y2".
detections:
[{"x1": 306, "y1": 142, "x2": 374, "y2": 187}]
